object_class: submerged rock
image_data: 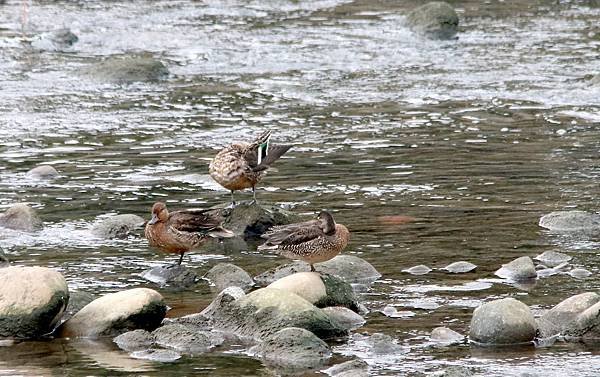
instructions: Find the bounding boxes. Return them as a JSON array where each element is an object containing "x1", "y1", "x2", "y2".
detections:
[
  {"x1": 152, "y1": 323, "x2": 224, "y2": 354},
  {"x1": 539, "y1": 211, "x2": 600, "y2": 233},
  {"x1": 323, "y1": 359, "x2": 369, "y2": 377},
  {"x1": 0, "y1": 203, "x2": 43, "y2": 232},
  {"x1": 430, "y1": 327, "x2": 465, "y2": 346},
  {"x1": 141, "y1": 265, "x2": 198, "y2": 289},
  {"x1": 495, "y1": 256, "x2": 537, "y2": 281},
  {"x1": 113, "y1": 329, "x2": 155, "y2": 352},
  {"x1": 31, "y1": 28, "x2": 78, "y2": 51},
  {"x1": 568, "y1": 268, "x2": 592, "y2": 279},
  {"x1": 321, "y1": 307, "x2": 365, "y2": 331},
  {"x1": 470, "y1": 298, "x2": 536, "y2": 345},
  {"x1": 367, "y1": 333, "x2": 406, "y2": 354},
  {"x1": 217, "y1": 202, "x2": 300, "y2": 239},
  {"x1": 91, "y1": 214, "x2": 145, "y2": 239},
  {"x1": 130, "y1": 348, "x2": 181, "y2": 362},
  {"x1": 203, "y1": 263, "x2": 254, "y2": 292},
  {"x1": 537, "y1": 292, "x2": 600, "y2": 339},
  {"x1": 443, "y1": 261, "x2": 477, "y2": 273},
  {"x1": 0, "y1": 266, "x2": 69, "y2": 338},
  {"x1": 381, "y1": 305, "x2": 415, "y2": 319},
  {"x1": 405, "y1": 2, "x2": 459, "y2": 40},
  {"x1": 60, "y1": 288, "x2": 167, "y2": 338},
  {"x1": 84, "y1": 55, "x2": 169, "y2": 84},
  {"x1": 534, "y1": 251, "x2": 572, "y2": 267},
  {"x1": 402, "y1": 264, "x2": 432, "y2": 275},
  {"x1": 26, "y1": 165, "x2": 59, "y2": 179}
]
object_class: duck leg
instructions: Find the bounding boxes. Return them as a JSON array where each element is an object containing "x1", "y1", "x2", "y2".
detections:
[
  {"x1": 177, "y1": 252, "x2": 184, "y2": 265},
  {"x1": 227, "y1": 190, "x2": 236, "y2": 208},
  {"x1": 310, "y1": 264, "x2": 315, "y2": 272},
  {"x1": 251, "y1": 186, "x2": 257, "y2": 204}
]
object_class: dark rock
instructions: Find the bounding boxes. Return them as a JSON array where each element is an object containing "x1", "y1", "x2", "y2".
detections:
[
  {"x1": 203, "y1": 263, "x2": 254, "y2": 292},
  {"x1": 470, "y1": 298, "x2": 535, "y2": 345},
  {"x1": 321, "y1": 307, "x2": 365, "y2": 331},
  {"x1": 405, "y1": 2, "x2": 459, "y2": 40},
  {"x1": 539, "y1": 211, "x2": 600, "y2": 233},
  {"x1": 323, "y1": 359, "x2": 369, "y2": 377},
  {"x1": 430, "y1": 327, "x2": 465, "y2": 345},
  {"x1": 141, "y1": 265, "x2": 198, "y2": 289},
  {"x1": 537, "y1": 292, "x2": 600, "y2": 338},
  {"x1": 217, "y1": 202, "x2": 300, "y2": 239},
  {"x1": 0, "y1": 204, "x2": 43, "y2": 232},
  {"x1": 443, "y1": 261, "x2": 477, "y2": 273},
  {"x1": 113, "y1": 329, "x2": 155, "y2": 352},
  {"x1": 0, "y1": 247, "x2": 8, "y2": 267},
  {"x1": 26, "y1": 165, "x2": 59, "y2": 179},
  {"x1": 130, "y1": 348, "x2": 181, "y2": 362},
  {"x1": 152, "y1": 323, "x2": 224, "y2": 354},
  {"x1": 91, "y1": 214, "x2": 145, "y2": 239},
  {"x1": 495, "y1": 256, "x2": 537, "y2": 281},
  {"x1": 0, "y1": 266, "x2": 69, "y2": 338},
  {"x1": 534, "y1": 251, "x2": 572, "y2": 267},
  {"x1": 31, "y1": 28, "x2": 78, "y2": 51},
  {"x1": 84, "y1": 55, "x2": 169, "y2": 84}
]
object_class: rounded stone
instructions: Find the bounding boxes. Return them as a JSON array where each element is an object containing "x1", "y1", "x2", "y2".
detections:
[
  {"x1": 430, "y1": 327, "x2": 465, "y2": 345},
  {"x1": 60, "y1": 288, "x2": 167, "y2": 338},
  {"x1": 568, "y1": 268, "x2": 592, "y2": 279},
  {"x1": 494, "y1": 256, "x2": 537, "y2": 281},
  {"x1": 141, "y1": 265, "x2": 198, "y2": 289},
  {"x1": 152, "y1": 323, "x2": 224, "y2": 354},
  {"x1": 321, "y1": 307, "x2": 365, "y2": 331},
  {"x1": 0, "y1": 266, "x2": 69, "y2": 338},
  {"x1": 91, "y1": 214, "x2": 145, "y2": 239},
  {"x1": 113, "y1": 329, "x2": 155, "y2": 352},
  {"x1": 26, "y1": 165, "x2": 59, "y2": 179},
  {"x1": 469, "y1": 298, "x2": 536, "y2": 345},
  {"x1": 539, "y1": 211, "x2": 600, "y2": 232},
  {"x1": 204, "y1": 263, "x2": 254, "y2": 292},
  {"x1": 405, "y1": 1, "x2": 459, "y2": 40},
  {"x1": 443, "y1": 261, "x2": 477, "y2": 273},
  {"x1": 534, "y1": 250, "x2": 572, "y2": 267},
  {"x1": 537, "y1": 292, "x2": 600, "y2": 338},
  {"x1": 323, "y1": 359, "x2": 369, "y2": 377},
  {"x1": 0, "y1": 204, "x2": 43, "y2": 232},
  {"x1": 567, "y1": 301, "x2": 600, "y2": 339},
  {"x1": 402, "y1": 265, "x2": 432, "y2": 275},
  {"x1": 268, "y1": 272, "x2": 327, "y2": 304}
]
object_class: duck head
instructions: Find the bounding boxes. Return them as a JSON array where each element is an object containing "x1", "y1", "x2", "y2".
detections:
[
  {"x1": 317, "y1": 211, "x2": 336, "y2": 235},
  {"x1": 148, "y1": 202, "x2": 169, "y2": 225}
]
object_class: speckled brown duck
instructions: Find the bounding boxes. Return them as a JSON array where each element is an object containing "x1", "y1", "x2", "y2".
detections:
[
  {"x1": 144, "y1": 202, "x2": 234, "y2": 265},
  {"x1": 258, "y1": 211, "x2": 350, "y2": 271},
  {"x1": 209, "y1": 130, "x2": 292, "y2": 205}
]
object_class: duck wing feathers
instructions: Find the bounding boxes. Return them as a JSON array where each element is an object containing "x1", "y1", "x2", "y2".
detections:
[
  {"x1": 260, "y1": 219, "x2": 324, "y2": 247},
  {"x1": 167, "y1": 209, "x2": 223, "y2": 233}
]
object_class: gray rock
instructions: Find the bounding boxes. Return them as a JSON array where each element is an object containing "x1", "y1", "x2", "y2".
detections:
[
  {"x1": 430, "y1": 327, "x2": 465, "y2": 345},
  {"x1": 91, "y1": 214, "x2": 145, "y2": 239},
  {"x1": 26, "y1": 165, "x2": 59, "y2": 179},
  {"x1": 61, "y1": 290, "x2": 96, "y2": 324},
  {"x1": 534, "y1": 251, "x2": 572, "y2": 267},
  {"x1": 0, "y1": 203, "x2": 43, "y2": 232},
  {"x1": 367, "y1": 333, "x2": 405, "y2": 354},
  {"x1": 568, "y1": 268, "x2": 592, "y2": 279},
  {"x1": 249, "y1": 327, "x2": 331, "y2": 369},
  {"x1": 405, "y1": 2, "x2": 459, "y2": 40},
  {"x1": 443, "y1": 261, "x2": 477, "y2": 273},
  {"x1": 381, "y1": 305, "x2": 415, "y2": 318},
  {"x1": 84, "y1": 55, "x2": 169, "y2": 84},
  {"x1": 31, "y1": 28, "x2": 78, "y2": 51},
  {"x1": 113, "y1": 329, "x2": 155, "y2": 352},
  {"x1": 537, "y1": 292, "x2": 600, "y2": 338},
  {"x1": 203, "y1": 263, "x2": 254, "y2": 292},
  {"x1": 469, "y1": 298, "x2": 536, "y2": 345},
  {"x1": 0, "y1": 266, "x2": 69, "y2": 338},
  {"x1": 217, "y1": 202, "x2": 300, "y2": 239},
  {"x1": 323, "y1": 359, "x2": 369, "y2": 377},
  {"x1": 321, "y1": 307, "x2": 365, "y2": 331},
  {"x1": 141, "y1": 265, "x2": 198, "y2": 289},
  {"x1": 431, "y1": 366, "x2": 474, "y2": 377},
  {"x1": 495, "y1": 256, "x2": 537, "y2": 281},
  {"x1": 152, "y1": 323, "x2": 224, "y2": 354},
  {"x1": 539, "y1": 211, "x2": 600, "y2": 233},
  {"x1": 591, "y1": 74, "x2": 600, "y2": 86},
  {"x1": 402, "y1": 265, "x2": 432, "y2": 275},
  {"x1": 564, "y1": 300, "x2": 600, "y2": 339},
  {"x1": 60, "y1": 288, "x2": 167, "y2": 338},
  {"x1": 130, "y1": 348, "x2": 181, "y2": 362}
]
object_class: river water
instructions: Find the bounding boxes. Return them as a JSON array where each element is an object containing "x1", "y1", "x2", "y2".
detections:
[{"x1": 1, "y1": 0, "x2": 600, "y2": 375}]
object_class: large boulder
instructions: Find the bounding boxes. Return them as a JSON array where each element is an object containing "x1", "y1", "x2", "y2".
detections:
[
  {"x1": 203, "y1": 263, "x2": 254, "y2": 292},
  {"x1": 141, "y1": 265, "x2": 198, "y2": 289},
  {"x1": 84, "y1": 55, "x2": 169, "y2": 84},
  {"x1": 0, "y1": 204, "x2": 43, "y2": 232},
  {"x1": 26, "y1": 165, "x2": 59, "y2": 179},
  {"x1": 539, "y1": 211, "x2": 600, "y2": 233},
  {"x1": 217, "y1": 202, "x2": 300, "y2": 239},
  {"x1": 91, "y1": 214, "x2": 145, "y2": 239},
  {"x1": 469, "y1": 298, "x2": 536, "y2": 345},
  {"x1": 0, "y1": 266, "x2": 68, "y2": 338},
  {"x1": 60, "y1": 288, "x2": 167, "y2": 338},
  {"x1": 494, "y1": 256, "x2": 537, "y2": 281},
  {"x1": 537, "y1": 292, "x2": 600, "y2": 338},
  {"x1": 563, "y1": 300, "x2": 600, "y2": 339},
  {"x1": 405, "y1": 2, "x2": 459, "y2": 40}
]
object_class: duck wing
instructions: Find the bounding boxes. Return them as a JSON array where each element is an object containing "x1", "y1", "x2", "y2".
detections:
[
  {"x1": 252, "y1": 144, "x2": 292, "y2": 172},
  {"x1": 167, "y1": 209, "x2": 223, "y2": 233},
  {"x1": 260, "y1": 219, "x2": 324, "y2": 247}
]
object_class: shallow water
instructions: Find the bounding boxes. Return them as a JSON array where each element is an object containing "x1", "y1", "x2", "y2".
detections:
[{"x1": 1, "y1": 0, "x2": 600, "y2": 375}]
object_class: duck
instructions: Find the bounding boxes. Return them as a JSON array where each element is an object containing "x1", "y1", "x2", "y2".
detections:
[
  {"x1": 209, "y1": 130, "x2": 292, "y2": 205},
  {"x1": 257, "y1": 211, "x2": 350, "y2": 271},
  {"x1": 144, "y1": 202, "x2": 234, "y2": 265}
]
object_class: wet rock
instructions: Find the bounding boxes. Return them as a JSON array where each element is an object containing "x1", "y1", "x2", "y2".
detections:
[
  {"x1": 203, "y1": 263, "x2": 254, "y2": 292},
  {"x1": 402, "y1": 264, "x2": 432, "y2": 275},
  {"x1": 564, "y1": 300, "x2": 600, "y2": 339},
  {"x1": 443, "y1": 261, "x2": 477, "y2": 273},
  {"x1": 141, "y1": 265, "x2": 198, "y2": 289},
  {"x1": 537, "y1": 292, "x2": 600, "y2": 338},
  {"x1": 470, "y1": 298, "x2": 536, "y2": 345},
  {"x1": 534, "y1": 251, "x2": 572, "y2": 267},
  {"x1": 0, "y1": 266, "x2": 68, "y2": 338},
  {"x1": 91, "y1": 214, "x2": 145, "y2": 239},
  {"x1": 26, "y1": 165, "x2": 59, "y2": 179},
  {"x1": 568, "y1": 268, "x2": 592, "y2": 279},
  {"x1": 539, "y1": 210, "x2": 600, "y2": 233},
  {"x1": 200, "y1": 287, "x2": 347, "y2": 341},
  {"x1": 84, "y1": 55, "x2": 169, "y2": 84},
  {"x1": 130, "y1": 348, "x2": 181, "y2": 362},
  {"x1": 367, "y1": 333, "x2": 405, "y2": 354},
  {"x1": 591, "y1": 74, "x2": 600, "y2": 86},
  {"x1": 405, "y1": 2, "x2": 459, "y2": 40},
  {"x1": 494, "y1": 256, "x2": 537, "y2": 281},
  {"x1": 152, "y1": 323, "x2": 224, "y2": 354},
  {"x1": 249, "y1": 327, "x2": 331, "y2": 369},
  {"x1": 61, "y1": 290, "x2": 96, "y2": 324},
  {"x1": 31, "y1": 28, "x2": 78, "y2": 51},
  {"x1": 321, "y1": 307, "x2": 365, "y2": 331},
  {"x1": 113, "y1": 329, "x2": 155, "y2": 352},
  {"x1": 381, "y1": 305, "x2": 415, "y2": 318},
  {"x1": 430, "y1": 327, "x2": 465, "y2": 346},
  {"x1": 323, "y1": 359, "x2": 369, "y2": 377},
  {"x1": 431, "y1": 366, "x2": 474, "y2": 377},
  {"x1": 217, "y1": 202, "x2": 300, "y2": 239},
  {"x1": 0, "y1": 203, "x2": 42, "y2": 232},
  {"x1": 60, "y1": 288, "x2": 167, "y2": 338}
]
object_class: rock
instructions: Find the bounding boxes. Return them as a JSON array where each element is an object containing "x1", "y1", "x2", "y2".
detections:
[
  {"x1": 152, "y1": 323, "x2": 224, "y2": 354},
  {"x1": 537, "y1": 292, "x2": 600, "y2": 338},
  {"x1": 84, "y1": 55, "x2": 169, "y2": 84},
  {"x1": 367, "y1": 333, "x2": 405, "y2": 354},
  {"x1": 26, "y1": 165, "x2": 59, "y2": 179},
  {"x1": 443, "y1": 261, "x2": 477, "y2": 273},
  {"x1": 405, "y1": 2, "x2": 459, "y2": 40},
  {"x1": 381, "y1": 305, "x2": 415, "y2": 318},
  {"x1": 431, "y1": 366, "x2": 474, "y2": 377},
  {"x1": 61, "y1": 290, "x2": 96, "y2": 324},
  {"x1": 430, "y1": 327, "x2": 465, "y2": 345},
  {"x1": 141, "y1": 265, "x2": 198, "y2": 289},
  {"x1": 0, "y1": 203, "x2": 43, "y2": 232},
  {"x1": 91, "y1": 214, "x2": 145, "y2": 239},
  {"x1": 534, "y1": 251, "x2": 572, "y2": 267},
  {"x1": 200, "y1": 287, "x2": 347, "y2": 341},
  {"x1": 249, "y1": 327, "x2": 331, "y2": 369},
  {"x1": 0, "y1": 248, "x2": 8, "y2": 267},
  {"x1": 0, "y1": 266, "x2": 68, "y2": 338},
  {"x1": 321, "y1": 307, "x2": 365, "y2": 331},
  {"x1": 217, "y1": 202, "x2": 300, "y2": 239},
  {"x1": 402, "y1": 265, "x2": 432, "y2": 275},
  {"x1": 31, "y1": 28, "x2": 78, "y2": 51},
  {"x1": 591, "y1": 74, "x2": 600, "y2": 86},
  {"x1": 130, "y1": 348, "x2": 181, "y2": 362},
  {"x1": 60, "y1": 288, "x2": 167, "y2": 338},
  {"x1": 539, "y1": 210, "x2": 600, "y2": 233},
  {"x1": 494, "y1": 256, "x2": 537, "y2": 281},
  {"x1": 568, "y1": 268, "x2": 592, "y2": 279},
  {"x1": 469, "y1": 298, "x2": 536, "y2": 345},
  {"x1": 323, "y1": 359, "x2": 369, "y2": 377},
  {"x1": 113, "y1": 329, "x2": 155, "y2": 352},
  {"x1": 203, "y1": 263, "x2": 254, "y2": 292},
  {"x1": 565, "y1": 300, "x2": 600, "y2": 339}
]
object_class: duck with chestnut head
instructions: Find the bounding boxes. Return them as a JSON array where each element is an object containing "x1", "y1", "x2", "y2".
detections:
[
  {"x1": 258, "y1": 211, "x2": 350, "y2": 271},
  {"x1": 144, "y1": 202, "x2": 234, "y2": 265}
]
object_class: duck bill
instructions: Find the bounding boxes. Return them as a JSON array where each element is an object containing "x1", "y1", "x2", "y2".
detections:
[{"x1": 148, "y1": 213, "x2": 159, "y2": 225}]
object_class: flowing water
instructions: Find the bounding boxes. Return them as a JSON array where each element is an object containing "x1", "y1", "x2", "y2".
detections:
[{"x1": 1, "y1": 0, "x2": 600, "y2": 375}]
